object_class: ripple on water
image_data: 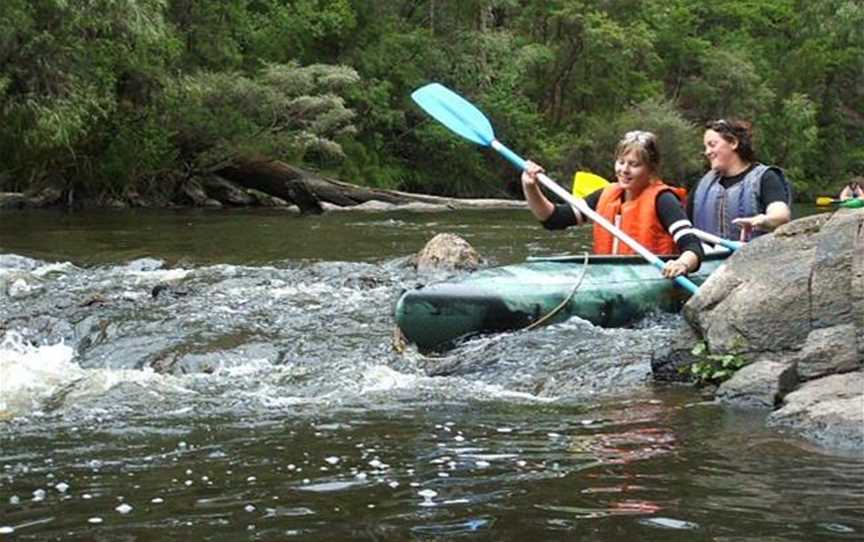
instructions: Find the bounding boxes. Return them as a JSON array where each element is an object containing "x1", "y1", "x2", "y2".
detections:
[
  {"x1": 639, "y1": 516, "x2": 700, "y2": 530},
  {"x1": 818, "y1": 522, "x2": 856, "y2": 534},
  {"x1": 295, "y1": 479, "x2": 369, "y2": 493},
  {"x1": 536, "y1": 501, "x2": 663, "y2": 520},
  {"x1": 410, "y1": 516, "x2": 495, "y2": 535}
]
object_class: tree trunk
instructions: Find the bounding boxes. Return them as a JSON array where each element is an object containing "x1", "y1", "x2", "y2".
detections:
[
  {"x1": 219, "y1": 160, "x2": 327, "y2": 213},
  {"x1": 218, "y1": 159, "x2": 519, "y2": 213}
]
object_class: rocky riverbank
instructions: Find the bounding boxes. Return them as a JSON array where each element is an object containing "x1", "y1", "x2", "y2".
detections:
[
  {"x1": 407, "y1": 210, "x2": 862, "y2": 455},
  {"x1": 656, "y1": 207, "x2": 863, "y2": 454}
]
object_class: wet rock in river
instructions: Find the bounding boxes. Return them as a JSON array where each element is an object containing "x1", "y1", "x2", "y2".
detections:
[
  {"x1": 177, "y1": 178, "x2": 222, "y2": 208},
  {"x1": 768, "y1": 371, "x2": 864, "y2": 453},
  {"x1": 151, "y1": 283, "x2": 190, "y2": 299},
  {"x1": 650, "y1": 321, "x2": 701, "y2": 382},
  {"x1": 0, "y1": 192, "x2": 26, "y2": 209},
  {"x1": 413, "y1": 233, "x2": 481, "y2": 273},
  {"x1": 201, "y1": 176, "x2": 256, "y2": 206},
  {"x1": 125, "y1": 258, "x2": 166, "y2": 272},
  {"x1": 715, "y1": 360, "x2": 798, "y2": 409}
]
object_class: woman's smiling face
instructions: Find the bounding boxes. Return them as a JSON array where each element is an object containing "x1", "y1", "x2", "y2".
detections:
[
  {"x1": 614, "y1": 149, "x2": 652, "y2": 192},
  {"x1": 703, "y1": 129, "x2": 739, "y2": 173}
]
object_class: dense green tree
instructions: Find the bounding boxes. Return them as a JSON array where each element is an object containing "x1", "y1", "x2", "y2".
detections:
[
  {"x1": 245, "y1": 0, "x2": 358, "y2": 65},
  {"x1": 0, "y1": 0, "x2": 861, "y2": 201},
  {"x1": 0, "y1": 0, "x2": 178, "y2": 195},
  {"x1": 160, "y1": 62, "x2": 360, "y2": 174}
]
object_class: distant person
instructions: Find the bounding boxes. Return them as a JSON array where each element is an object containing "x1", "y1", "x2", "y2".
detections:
[
  {"x1": 839, "y1": 177, "x2": 864, "y2": 200},
  {"x1": 690, "y1": 119, "x2": 791, "y2": 241},
  {"x1": 521, "y1": 130, "x2": 703, "y2": 278}
]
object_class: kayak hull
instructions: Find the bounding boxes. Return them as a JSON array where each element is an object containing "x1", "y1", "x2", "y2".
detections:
[{"x1": 394, "y1": 252, "x2": 729, "y2": 351}]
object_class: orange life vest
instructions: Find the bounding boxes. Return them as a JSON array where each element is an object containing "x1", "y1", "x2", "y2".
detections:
[{"x1": 592, "y1": 181, "x2": 683, "y2": 256}]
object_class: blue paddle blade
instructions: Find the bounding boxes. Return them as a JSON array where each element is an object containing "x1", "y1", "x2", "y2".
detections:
[{"x1": 411, "y1": 83, "x2": 495, "y2": 146}]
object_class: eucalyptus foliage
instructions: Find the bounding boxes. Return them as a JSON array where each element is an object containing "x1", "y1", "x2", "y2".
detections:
[{"x1": 160, "y1": 63, "x2": 359, "y2": 173}]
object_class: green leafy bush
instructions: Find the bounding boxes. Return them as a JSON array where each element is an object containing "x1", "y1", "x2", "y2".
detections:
[
  {"x1": 687, "y1": 342, "x2": 748, "y2": 385},
  {"x1": 158, "y1": 62, "x2": 360, "y2": 174}
]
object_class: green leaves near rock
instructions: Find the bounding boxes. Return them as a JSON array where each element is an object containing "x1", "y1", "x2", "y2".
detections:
[{"x1": 687, "y1": 342, "x2": 748, "y2": 385}]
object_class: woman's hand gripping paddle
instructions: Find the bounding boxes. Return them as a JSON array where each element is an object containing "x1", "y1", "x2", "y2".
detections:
[{"x1": 411, "y1": 83, "x2": 699, "y2": 294}]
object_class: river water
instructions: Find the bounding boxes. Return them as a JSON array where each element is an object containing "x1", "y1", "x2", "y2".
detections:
[{"x1": 1, "y1": 208, "x2": 861, "y2": 541}]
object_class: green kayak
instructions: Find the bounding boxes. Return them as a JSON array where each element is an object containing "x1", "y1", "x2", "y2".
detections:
[{"x1": 394, "y1": 252, "x2": 731, "y2": 351}]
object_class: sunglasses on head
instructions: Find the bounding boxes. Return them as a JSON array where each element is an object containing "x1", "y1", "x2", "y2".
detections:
[
  {"x1": 708, "y1": 119, "x2": 733, "y2": 132},
  {"x1": 622, "y1": 130, "x2": 655, "y2": 144}
]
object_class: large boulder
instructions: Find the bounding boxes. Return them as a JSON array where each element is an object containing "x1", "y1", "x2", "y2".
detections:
[
  {"x1": 680, "y1": 208, "x2": 863, "y2": 452},
  {"x1": 685, "y1": 209, "x2": 862, "y2": 364},
  {"x1": 685, "y1": 215, "x2": 821, "y2": 354}
]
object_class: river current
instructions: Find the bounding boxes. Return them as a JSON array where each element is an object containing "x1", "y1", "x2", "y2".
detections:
[{"x1": 0, "y1": 208, "x2": 861, "y2": 541}]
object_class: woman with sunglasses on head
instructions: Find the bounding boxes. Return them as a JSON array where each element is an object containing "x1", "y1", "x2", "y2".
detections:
[
  {"x1": 690, "y1": 119, "x2": 792, "y2": 242},
  {"x1": 521, "y1": 130, "x2": 703, "y2": 279}
]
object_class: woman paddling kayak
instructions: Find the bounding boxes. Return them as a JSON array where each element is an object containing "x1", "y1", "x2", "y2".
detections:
[{"x1": 520, "y1": 130, "x2": 703, "y2": 279}]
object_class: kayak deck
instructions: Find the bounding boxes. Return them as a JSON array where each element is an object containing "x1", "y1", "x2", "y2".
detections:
[{"x1": 394, "y1": 252, "x2": 729, "y2": 351}]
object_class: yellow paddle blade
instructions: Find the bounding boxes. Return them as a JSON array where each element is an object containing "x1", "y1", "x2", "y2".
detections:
[
  {"x1": 572, "y1": 171, "x2": 610, "y2": 198},
  {"x1": 816, "y1": 197, "x2": 836, "y2": 206}
]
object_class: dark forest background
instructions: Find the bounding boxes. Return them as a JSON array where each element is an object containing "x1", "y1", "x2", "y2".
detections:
[{"x1": 1, "y1": 0, "x2": 862, "y2": 203}]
